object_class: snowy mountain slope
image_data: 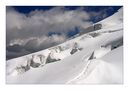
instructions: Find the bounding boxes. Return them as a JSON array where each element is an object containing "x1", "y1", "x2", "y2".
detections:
[
  {"x1": 68, "y1": 46, "x2": 123, "y2": 84},
  {"x1": 6, "y1": 8, "x2": 123, "y2": 84},
  {"x1": 96, "y1": 7, "x2": 123, "y2": 29}
]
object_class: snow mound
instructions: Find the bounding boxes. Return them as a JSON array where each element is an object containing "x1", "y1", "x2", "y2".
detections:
[{"x1": 71, "y1": 46, "x2": 123, "y2": 84}]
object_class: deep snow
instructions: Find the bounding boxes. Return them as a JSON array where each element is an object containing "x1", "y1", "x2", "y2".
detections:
[{"x1": 6, "y1": 7, "x2": 123, "y2": 84}]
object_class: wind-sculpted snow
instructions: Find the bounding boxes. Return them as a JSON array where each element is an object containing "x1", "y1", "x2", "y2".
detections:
[
  {"x1": 6, "y1": 29, "x2": 123, "y2": 83},
  {"x1": 6, "y1": 8, "x2": 123, "y2": 84},
  {"x1": 68, "y1": 46, "x2": 123, "y2": 84}
]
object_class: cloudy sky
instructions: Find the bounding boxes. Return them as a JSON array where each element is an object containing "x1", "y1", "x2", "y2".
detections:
[{"x1": 6, "y1": 6, "x2": 122, "y2": 60}]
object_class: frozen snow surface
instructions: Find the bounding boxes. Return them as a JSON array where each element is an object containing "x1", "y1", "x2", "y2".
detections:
[{"x1": 6, "y1": 8, "x2": 123, "y2": 84}]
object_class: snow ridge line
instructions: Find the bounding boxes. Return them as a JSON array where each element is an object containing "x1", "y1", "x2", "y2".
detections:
[{"x1": 66, "y1": 54, "x2": 92, "y2": 84}]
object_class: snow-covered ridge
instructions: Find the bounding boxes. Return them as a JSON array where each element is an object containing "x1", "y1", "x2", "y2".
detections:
[
  {"x1": 97, "y1": 7, "x2": 123, "y2": 29},
  {"x1": 6, "y1": 8, "x2": 123, "y2": 84}
]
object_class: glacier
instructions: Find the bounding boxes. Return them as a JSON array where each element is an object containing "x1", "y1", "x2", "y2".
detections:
[{"x1": 6, "y1": 7, "x2": 123, "y2": 84}]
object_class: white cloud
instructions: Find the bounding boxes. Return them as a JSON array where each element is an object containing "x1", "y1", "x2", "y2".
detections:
[
  {"x1": 6, "y1": 6, "x2": 94, "y2": 59},
  {"x1": 6, "y1": 6, "x2": 122, "y2": 59},
  {"x1": 6, "y1": 7, "x2": 93, "y2": 45}
]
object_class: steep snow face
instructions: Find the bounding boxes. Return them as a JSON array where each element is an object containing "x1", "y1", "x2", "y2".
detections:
[{"x1": 6, "y1": 8, "x2": 123, "y2": 84}]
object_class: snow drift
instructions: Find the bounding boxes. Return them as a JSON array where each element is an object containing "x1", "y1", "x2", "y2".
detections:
[{"x1": 6, "y1": 7, "x2": 123, "y2": 84}]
